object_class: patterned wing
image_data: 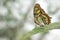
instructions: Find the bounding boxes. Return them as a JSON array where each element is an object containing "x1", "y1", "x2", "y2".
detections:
[
  {"x1": 34, "y1": 3, "x2": 42, "y2": 17},
  {"x1": 34, "y1": 3, "x2": 42, "y2": 25},
  {"x1": 34, "y1": 3, "x2": 51, "y2": 26},
  {"x1": 40, "y1": 7, "x2": 51, "y2": 25},
  {"x1": 40, "y1": 13, "x2": 51, "y2": 25}
]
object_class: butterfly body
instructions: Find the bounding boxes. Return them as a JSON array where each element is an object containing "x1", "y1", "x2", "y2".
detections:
[{"x1": 34, "y1": 3, "x2": 51, "y2": 26}]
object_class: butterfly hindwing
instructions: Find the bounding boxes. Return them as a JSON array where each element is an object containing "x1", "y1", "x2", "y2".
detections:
[{"x1": 40, "y1": 13, "x2": 51, "y2": 25}]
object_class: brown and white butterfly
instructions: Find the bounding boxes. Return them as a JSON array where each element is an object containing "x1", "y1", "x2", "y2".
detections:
[{"x1": 34, "y1": 3, "x2": 51, "y2": 26}]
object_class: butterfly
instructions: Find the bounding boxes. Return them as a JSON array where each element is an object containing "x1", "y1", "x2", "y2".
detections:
[{"x1": 34, "y1": 3, "x2": 51, "y2": 26}]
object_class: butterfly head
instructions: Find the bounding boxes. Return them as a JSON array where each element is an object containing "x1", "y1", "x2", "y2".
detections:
[
  {"x1": 34, "y1": 3, "x2": 40, "y2": 10},
  {"x1": 34, "y1": 4, "x2": 40, "y2": 8}
]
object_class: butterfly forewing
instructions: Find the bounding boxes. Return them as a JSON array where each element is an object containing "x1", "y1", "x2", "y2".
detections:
[{"x1": 34, "y1": 3, "x2": 51, "y2": 26}]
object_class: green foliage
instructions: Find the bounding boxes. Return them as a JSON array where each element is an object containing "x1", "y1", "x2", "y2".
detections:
[{"x1": 18, "y1": 22, "x2": 60, "y2": 40}]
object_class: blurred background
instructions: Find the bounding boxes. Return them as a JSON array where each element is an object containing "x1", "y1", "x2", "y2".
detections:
[{"x1": 0, "y1": 0, "x2": 60, "y2": 40}]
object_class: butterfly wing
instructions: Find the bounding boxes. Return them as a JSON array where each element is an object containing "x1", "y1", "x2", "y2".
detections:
[
  {"x1": 34, "y1": 3, "x2": 51, "y2": 26},
  {"x1": 34, "y1": 4, "x2": 42, "y2": 25},
  {"x1": 40, "y1": 13, "x2": 51, "y2": 25}
]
